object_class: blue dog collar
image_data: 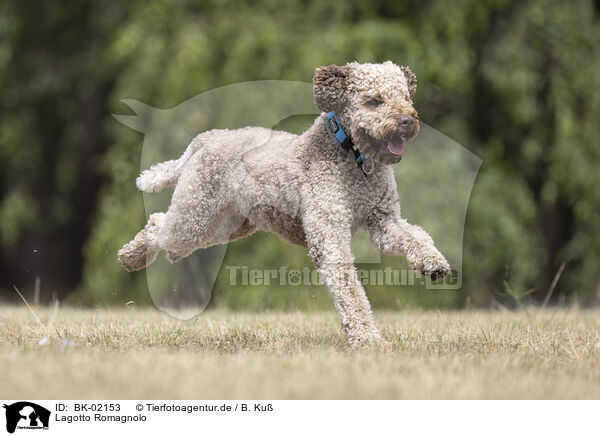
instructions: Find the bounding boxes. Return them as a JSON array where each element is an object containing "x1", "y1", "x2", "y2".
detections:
[
  {"x1": 325, "y1": 112, "x2": 374, "y2": 176},
  {"x1": 326, "y1": 112, "x2": 349, "y2": 145}
]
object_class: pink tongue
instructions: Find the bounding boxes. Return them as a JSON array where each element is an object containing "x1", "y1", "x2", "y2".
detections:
[{"x1": 387, "y1": 138, "x2": 405, "y2": 155}]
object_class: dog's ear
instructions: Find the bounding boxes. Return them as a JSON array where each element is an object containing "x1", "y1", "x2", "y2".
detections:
[
  {"x1": 313, "y1": 64, "x2": 350, "y2": 112},
  {"x1": 401, "y1": 66, "x2": 417, "y2": 98}
]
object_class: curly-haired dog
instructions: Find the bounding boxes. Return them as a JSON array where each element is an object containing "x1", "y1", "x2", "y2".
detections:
[{"x1": 118, "y1": 61, "x2": 451, "y2": 345}]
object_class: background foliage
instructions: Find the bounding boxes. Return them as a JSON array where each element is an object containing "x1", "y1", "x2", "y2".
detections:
[{"x1": 1, "y1": 0, "x2": 599, "y2": 309}]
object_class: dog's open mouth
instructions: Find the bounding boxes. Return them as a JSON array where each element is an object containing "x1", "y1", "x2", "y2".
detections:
[
  {"x1": 387, "y1": 137, "x2": 405, "y2": 156},
  {"x1": 354, "y1": 128, "x2": 411, "y2": 164}
]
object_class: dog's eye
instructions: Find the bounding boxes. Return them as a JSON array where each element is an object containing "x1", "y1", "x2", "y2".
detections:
[{"x1": 365, "y1": 97, "x2": 383, "y2": 108}]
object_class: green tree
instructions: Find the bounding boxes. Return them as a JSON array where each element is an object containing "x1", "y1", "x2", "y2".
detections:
[{"x1": 1, "y1": 0, "x2": 599, "y2": 308}]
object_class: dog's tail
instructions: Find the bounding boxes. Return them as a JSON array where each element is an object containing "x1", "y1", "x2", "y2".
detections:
[
  {"x1": 136, "y1": 135, "x2": 204, "y2": 192},
  {"x1": 136, "y1": 156, "x2": 187, "y2": 192}
]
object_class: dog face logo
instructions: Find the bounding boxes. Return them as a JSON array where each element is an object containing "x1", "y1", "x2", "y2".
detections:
[{"x1": 3, "y1": 402, "x2": 50, "y2": 434}]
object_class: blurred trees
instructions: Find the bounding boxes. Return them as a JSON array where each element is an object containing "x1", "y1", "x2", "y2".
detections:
[
  {"x1": 0, "y1": 0, "x2": 598, "y2": 308},
  {"x1": 0, "y1": 1, "x2": 136, "y2": 300}
]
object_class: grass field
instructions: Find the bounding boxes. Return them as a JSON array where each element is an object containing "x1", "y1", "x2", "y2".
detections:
[{"x1": 1, "y1": 306, "x2": 599, "y2": 399}]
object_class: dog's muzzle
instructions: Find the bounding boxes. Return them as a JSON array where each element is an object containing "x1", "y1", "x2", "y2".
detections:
[{"x1": 397, "y1": 114, "x2": 419, "y2": 140}]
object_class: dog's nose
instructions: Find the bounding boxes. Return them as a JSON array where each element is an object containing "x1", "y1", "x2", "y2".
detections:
[
  {"x1": 398, "y1": 114, "x2": 419, "y2": 138},
  {"x1": 398, "y1": 114, "x2": 416, "y2": 129}
]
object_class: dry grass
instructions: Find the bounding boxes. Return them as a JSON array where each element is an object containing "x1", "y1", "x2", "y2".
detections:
[{"x1": 1, "y1": 305, "x2": 599, "y2": 399}]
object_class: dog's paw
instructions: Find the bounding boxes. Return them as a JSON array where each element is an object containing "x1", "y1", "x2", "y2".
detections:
[
  {"x1": 343, "y1": 323, "x2": 382, "y2": 347},
  {"x1": 421, "y1": 256, "x2": 451, "y2": 282},
  {"x1": 408, "y1": 250, "x2": 451, "y2": 282},
  {"x1": 347, "y1": 331, "x2": 382, "y2": 348}
]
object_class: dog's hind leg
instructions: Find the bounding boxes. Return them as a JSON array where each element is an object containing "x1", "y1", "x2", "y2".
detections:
[
  {"x1": 118, "y1": 212, "x2": 165, "y2": 271},
  {"x1": 159, "y1": 204, "x2": 249, "y2": 263}
]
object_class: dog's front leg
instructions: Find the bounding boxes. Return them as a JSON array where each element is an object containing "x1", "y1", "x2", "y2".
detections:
[
  {"x1": 308, "y1": 238, "x2": 381, "y2": 345},
  {"x1": 303, "y1": 211, "x2": 380, "y2": 346},
  {"x1": 367, "y1": 209, "x2": 451, "y2": 281}
]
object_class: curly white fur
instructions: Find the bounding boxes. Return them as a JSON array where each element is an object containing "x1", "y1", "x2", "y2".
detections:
[{"x1": 118, "y1": 62, "x2": 450, "y2": 346}]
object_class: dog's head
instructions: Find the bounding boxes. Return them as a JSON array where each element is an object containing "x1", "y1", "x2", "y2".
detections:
[{"x1": 313, "y1": 61, "x2": 419, "y2": 164}]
